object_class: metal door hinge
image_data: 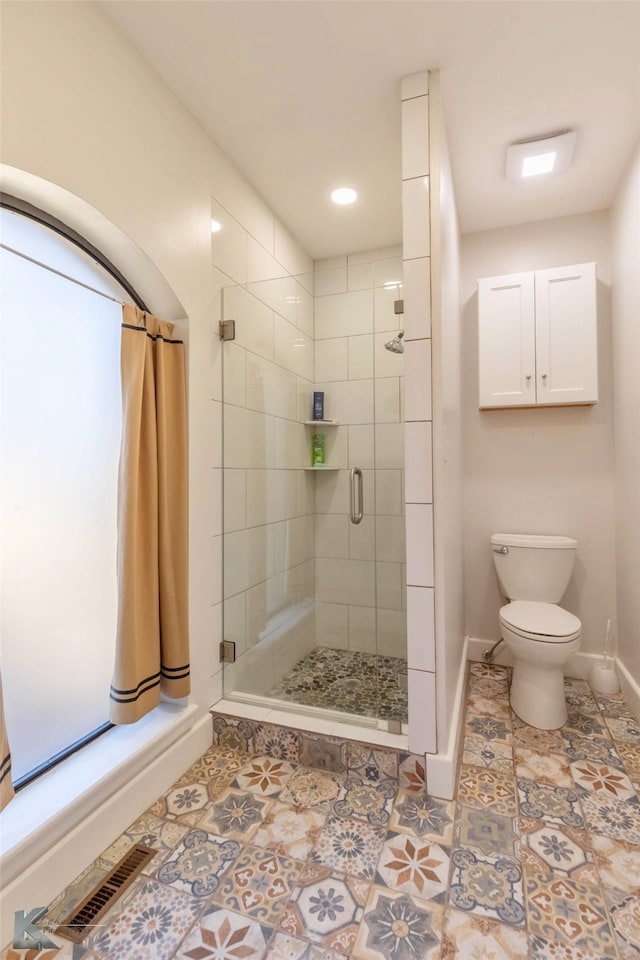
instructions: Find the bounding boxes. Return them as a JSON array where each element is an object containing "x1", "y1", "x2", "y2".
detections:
[
  {"x1": 219, "y1": 319, "x2": 236, "y2": 341},
  {"x1": 219, "y1": 640, "x2": 236, "y2": 663}
]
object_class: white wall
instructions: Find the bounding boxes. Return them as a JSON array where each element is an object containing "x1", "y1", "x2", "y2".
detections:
[
  {"x1": 461, "y1": 211, "x2": 616, "y2": 655},
  {"x1": 313, "y1": 247, "x2": 406, "y2": 658},
  {"x1": 610, "y1": 141, "x2": 640, "y2": 689},
  {"x1": 0, "y1": 0, "x2": 311, "y2": 912}
]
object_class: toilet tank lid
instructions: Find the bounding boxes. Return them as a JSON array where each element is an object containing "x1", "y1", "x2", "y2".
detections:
[{"x1": 491, "y1": 533, "x2": 578, "y2": 549}]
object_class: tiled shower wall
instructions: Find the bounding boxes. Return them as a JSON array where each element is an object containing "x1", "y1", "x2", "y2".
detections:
[
  {"x1": 313, "y1": 247, "x2": 407, "y2": 659},
  {"x1": 219, "y1": 222, "x2": 317, "y2": 696}
]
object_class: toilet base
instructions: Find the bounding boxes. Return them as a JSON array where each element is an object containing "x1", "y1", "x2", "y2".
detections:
[{"x1": 510, "y1": 660, "x2": 568, "y2": 730}]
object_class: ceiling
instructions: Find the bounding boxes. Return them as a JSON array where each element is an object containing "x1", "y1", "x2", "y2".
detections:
[{"x1": 99, "y1": 1, "x2": 640, "y2": 260}]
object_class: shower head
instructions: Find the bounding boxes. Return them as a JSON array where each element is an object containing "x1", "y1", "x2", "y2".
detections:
[{"x1": 384, "y1": 331, "x2": 404, "y2": 354}]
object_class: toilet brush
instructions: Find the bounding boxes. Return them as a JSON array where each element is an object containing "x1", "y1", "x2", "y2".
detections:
[{"x1": 589, "y1": 618, "x2": 620, "y2": 694}]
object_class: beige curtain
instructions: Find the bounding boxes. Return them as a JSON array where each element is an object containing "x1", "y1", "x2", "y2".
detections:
[
  {"x1": 110, "y1": 305, "x2": 190, "y2": 724},
  {"x1": 0, "y1": 672, "x2": 14, "y2": 811}
]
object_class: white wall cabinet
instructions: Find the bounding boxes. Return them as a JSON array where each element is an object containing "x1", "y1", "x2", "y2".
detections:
[{"x1": 478, "y1": 262, "x2": 598, "y2": 408}]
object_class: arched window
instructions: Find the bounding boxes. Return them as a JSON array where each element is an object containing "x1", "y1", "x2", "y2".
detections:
[{"x1": 0, "y1": 199, "x2": 145, "y2": 785}]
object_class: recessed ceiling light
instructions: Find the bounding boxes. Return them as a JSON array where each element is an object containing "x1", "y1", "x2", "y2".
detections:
[
  {"x1": 506, "y1": 131, "x2": 576, "y2": 181},
  {"x1": 211, "y1": 219, "x2": 223, "y2": 233},
  {"x1": 331, "y1": 187, "x2": 357, "y2": 205}
]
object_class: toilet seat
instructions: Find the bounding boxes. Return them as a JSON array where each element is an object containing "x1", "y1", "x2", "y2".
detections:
[{"x1": 499, "y1": 600, "x2": 581, "y2": 643}]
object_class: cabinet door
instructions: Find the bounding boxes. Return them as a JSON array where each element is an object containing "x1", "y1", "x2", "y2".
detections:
[
  {"x1": 478, "y1": 272, "x2": 536, "y2": 408},
  {"x1": 534, "y1": 263, "x2": 598, "y2": 405}
]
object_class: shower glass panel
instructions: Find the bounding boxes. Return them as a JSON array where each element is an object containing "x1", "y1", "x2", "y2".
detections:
[{"x1": 221, "y1": 247, "x2": 407, "y2": 730}]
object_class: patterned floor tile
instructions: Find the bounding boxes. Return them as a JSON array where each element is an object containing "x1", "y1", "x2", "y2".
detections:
[
  {"x1": 213, "y1": 845, "x2": 302, "y2": 925},
  {"x1": 198, "y1": 787, "x2": 272, "y2": 843},
  {"x1": 514, "y1": 747, "x2": 573, "y2": 787},
  {"x1": 591, "y1": 832, "x2": 640, "y2": 891},
  {"x1": 604, "y1": 886, "x2": 640, "y2": 959},
  {"x1": 580, "y1": 793, "x2": 640, "y2": 844},
  {"x1": 512, "y1": 719, "x2": 566, "y2": 755},
  {"x1": 462, "y1": 735, "x2": 513, "y2": 772},
  {"x1": 347, "y1": 744, "x2": 398, "y2": 784},
  {"x1": 233, "y1": 756, "x2": 295, "y2": 797},
  {"x1": 212, "y1": 716, "x2": 255, "y2": 754},
  {"x1": 605, "y1": 715, "x2": 640, "y2": 743},
  {"x1": 309, "y1": 816, "x2": 386, "y2": 880},
  {"x1": 449, "y1": 847, "x2": 525, "y2": 926},
  {"x1": 520, "y1": 821, "x2": 594, "y2": 882},
  {"x1": 467, "y1": 675, "x2": 510, "y2": 698},
  {"x1": 86, "y1": 878, "x2": 203, "y2": 959},
  {"x1": 375, "y1": 832, "x2": 449, "y2": 903},
  {"x1": 457, "y1": 765, "x2": 517, "y2": 816},
  {"x1": 617, "y1": 741, "x2": 640, "y2": 787},
  {"x1": 279, "y1": 867, "x2": 369, "y2": 956},
  {"x1": 517, "y1": 780, "x2": 585, "y2": 827},
  {"x1": 398, "y1": 753, "x2": 427, "y2": 793},
  {"x1": 156, "y1": 829, "x2": 241, "y2": 898},
  {"x1": 469, "y1": 662, "x2": 510, "y2": 684},
  {"x1": 454, "y1": 804, "x2": 517, "y2": 857},
  {"x1": 525, "y1": 869, "x2": 618, "y2": 957},
  {"x1": 163, "y1": 780, "x2": 211, "y2": 823},
  {"x1": 441, "y1": 908, "x2": 528, "y2": 959},
  {"x1": 265, "y1": 931, "x2": 348, "y2": 960},
  {"x1": 298, "y1": 734, "x2": 347, "y2": 775},
  {"x1": 252, "y1": 800, "x2": 327, "y2": 859},
  {"x1": 254, "y1": 723, "x2": 301, "y2": 763},
  {"x1": 101, "y1": 813, "x2": 187, "y2": 875},
  {"x1": 464, "y1": 715, "x2": 512, "y2": 743},
  {"x1": 352, "y1": 886, "x2": 444, "y2": 960},
  {"x1": 569, "y1": 759, "x2": 636, "y2": 800},
  {"x1": 563, "y1": 709, "x2": 609, "y2": 739},
  {"x1": 528, "y1": 933, "x2": 614, "y2": 959},
  {"x1": 561, "y1": 732, "x2": 625, "y2": 768},
  {"x1": 389, "y1": 790, "x2": 455, "y2": 843},
  {"x1": 331, "y1": 775, "x2": 396, "y2": 827},
  {"x1": 173, "y1": 904, "x2": 272, "y2": 960},
  {"x1": 466, "y1": 692, "x2": 512, "y2": 721},
  {"x1": 185, "y1": 746, "x2": 244, "y2": 786},
  {"x1": 595, "y1": 693, "x2": 636, "y2": 720},
  {"x1": 279, "y1": 767, "x2": 345, "y2": 810}
]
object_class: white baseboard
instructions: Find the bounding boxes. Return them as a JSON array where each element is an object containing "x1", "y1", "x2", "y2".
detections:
[
  {"x1": 0, "y1": 711, "x2": 212, "y2": 940},
  {"x1": 425, "y1": 637, "x2": 468, "y2": 801},
  {"x1": 467, "y1": 636, "x2": 607, "y2": 681},
  {"x1": 617, "y1": 656, "x2": 640, "y2": 720}
]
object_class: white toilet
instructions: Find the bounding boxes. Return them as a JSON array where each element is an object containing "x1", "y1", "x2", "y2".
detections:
[{"x1": 491, "y1": 533, "x2": 582, "y2": 730}]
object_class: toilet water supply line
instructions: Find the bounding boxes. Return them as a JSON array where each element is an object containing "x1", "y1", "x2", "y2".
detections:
[{"x1": 483, "y1": 638, "x2": 504, "y2": 663}]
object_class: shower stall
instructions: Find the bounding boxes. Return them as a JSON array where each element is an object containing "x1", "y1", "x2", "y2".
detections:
[{"x1": 221, "y1": 247, "x2": 408, "y2": 731}]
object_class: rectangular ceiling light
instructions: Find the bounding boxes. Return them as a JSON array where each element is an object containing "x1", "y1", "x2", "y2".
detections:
[{"x1": 506, "y1": 131, "x2": 576, "y2": 181}]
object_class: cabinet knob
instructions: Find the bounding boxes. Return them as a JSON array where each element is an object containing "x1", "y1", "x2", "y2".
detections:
[
  {"x1": 525, "y1": 374, "x2": 532, "y2": 382},
  {"x1": 541, "y1": 373, "x2": 548, "y2": 381}
]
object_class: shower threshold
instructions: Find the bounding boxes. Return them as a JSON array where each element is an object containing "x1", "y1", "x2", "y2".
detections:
[{"x1": 223, "y1": 690, "x2": 407, "y2": 735}]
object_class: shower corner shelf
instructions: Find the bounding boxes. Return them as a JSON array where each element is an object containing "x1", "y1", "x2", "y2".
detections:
[
  {"x1": 302, "y1": 419, "x2": 340, "y2": 426},
  {"x1": 304, "y1": 464, "x2": 339, "y2": 471}
]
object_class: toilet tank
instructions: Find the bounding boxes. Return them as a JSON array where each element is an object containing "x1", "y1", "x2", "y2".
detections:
[{"x1": 491, "y1": 533, "x2": 578, "y2": 603}]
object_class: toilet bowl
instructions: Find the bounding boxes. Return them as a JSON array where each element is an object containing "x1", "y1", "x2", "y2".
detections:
[
  {"x1": 491, "y1": 534, "x2": 582, "y2": 730},
  {"x1": 499, "y1": 600, "x2": 581, "y2": 729}
]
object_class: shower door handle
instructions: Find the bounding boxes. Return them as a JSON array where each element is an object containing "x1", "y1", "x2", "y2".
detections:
[{"x1": 350, "y1": 467, "x2": 363, "y2": 524}]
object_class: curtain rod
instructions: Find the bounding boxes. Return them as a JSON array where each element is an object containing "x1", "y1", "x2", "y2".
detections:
[
  {"x1": 1, "y1": 194, "x2": 149, "y2": 311},
  {"x1": 1, "y1": 242, "x2": 129, "y2": 306}
]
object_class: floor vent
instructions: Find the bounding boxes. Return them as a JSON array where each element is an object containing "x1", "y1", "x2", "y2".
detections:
[{"x1": 56, "y1": 844, "x2": 156, "y2": 943}]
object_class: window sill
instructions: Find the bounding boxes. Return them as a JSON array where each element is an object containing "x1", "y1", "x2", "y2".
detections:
[{"x1": 0, "y1": 701, "x2": 198, "y2": 888}]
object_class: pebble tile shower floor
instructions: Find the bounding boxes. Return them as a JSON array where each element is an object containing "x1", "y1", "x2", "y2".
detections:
[{"x1": 6, "y1": 662, "x2": 640, "y2": 959}]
